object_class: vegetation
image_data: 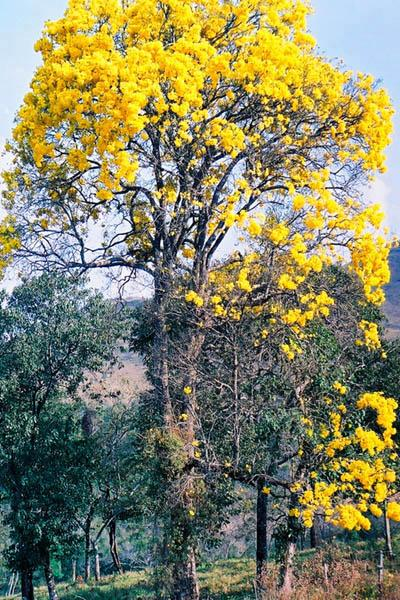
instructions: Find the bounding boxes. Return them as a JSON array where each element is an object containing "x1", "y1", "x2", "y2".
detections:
[
  {"x1": 0, "y1": 0, "x2": 398, "y2": 599},
  {"x1": 4, "y1": 551, "x2": 400, "y2": 600}
]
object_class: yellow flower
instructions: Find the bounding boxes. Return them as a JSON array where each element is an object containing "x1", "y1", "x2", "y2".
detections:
[
  {"x1": 247, "y1": 219, "x2": 263, "y2": 237},
  {"x1": 369, "y1": 504, "x2": 383, "y2": 518},
  {"x1": 387, "y1": 502, "x2": 400, "y2": 521},
  {"x1": 185, "y1": 291, "x2": 204, "y2": 308},
  {"x1": 333, "y1": 381, "x2": 347, "y2": 395},
  {"x1": 182, "y1": 247, "x2": 195, "y2": 259}
]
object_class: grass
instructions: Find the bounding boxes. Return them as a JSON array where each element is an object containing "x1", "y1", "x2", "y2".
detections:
[
  {"x1": 3, "y1": 554, "x2": 400, "y2": 599},
  {"x1": 1, "y1": 571, "x2": 152, "y2": 600},
  {"x1": 0, "y1": 560, "x2": 255, "y2": 600}
]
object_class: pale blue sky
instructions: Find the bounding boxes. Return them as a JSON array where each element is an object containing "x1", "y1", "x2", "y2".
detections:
[{"x1": 0, "y1": 0, "x2": 399, "y2": 230}]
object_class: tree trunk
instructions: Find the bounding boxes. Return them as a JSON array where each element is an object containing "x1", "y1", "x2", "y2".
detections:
[
  {"x1": 8, "y1": 572, "x2": 18, "y2": 596},
  {"x1": 279, "y1": 541, "x2": 297, "y2": 599},
  {"x1": 152, "y1": 271, "x2": 202, "y2": 600},
  {"x1": 310, "y1": 514, "x2": 323, "y2": 549},
  {"x1": 256, "y1": 479, "x2": 269, "y2": 597},
  {"x1": 43, "y1": 552, "x2": 59, "y2": 600},
  {"x1": 384, "y1": 502, "x2": 394, "y2": 560},
  {"x1": 310, "y1": 524, "x2": 317, "y2": 549},
  {"x1": 153, "y1": 271, "x2": 173, "y2": 424},
  {"x1": 71, "y1": 560, "x2": 77, "y2": 583},
  {"x1": 109, "y1": 520, "x2": 123, "y2": 574},
  {"x1": 84, "y1": 531, "x2": 91, "y2": 582},
  {"x1": 20, "y1": 569, "x2": 34, "y2": 600},
  {"x1": 277, "y1": 504, "x2": 299, "y2": 600},
  {"x1": 93, "y1": 544, "x2": 101, "y2": 582},
  {"x1": 171, "y1": 330, "x2": 205, "y2": 600},
  {"x1": 172, "y1": 548, "x2": 200, "y2": 600}
]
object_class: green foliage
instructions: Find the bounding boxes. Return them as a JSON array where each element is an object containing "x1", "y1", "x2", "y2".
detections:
[{"x1": 0, "y1": 274, "x2": 125, "y2": 577}]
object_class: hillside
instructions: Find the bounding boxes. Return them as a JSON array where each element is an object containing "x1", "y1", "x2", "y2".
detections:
[{"x1": 384, "y1": 247, "x2": 400, "y2": 337}]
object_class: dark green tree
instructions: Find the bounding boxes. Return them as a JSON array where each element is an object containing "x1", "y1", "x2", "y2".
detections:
[{"x1": 0, "y1": 274, "x2": 124, "y2": 600}]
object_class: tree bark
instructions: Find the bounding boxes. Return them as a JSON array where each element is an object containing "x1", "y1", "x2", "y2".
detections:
[
  {"x1": 43, "y1": 551, "x2": 59, "y2": 600},
  {"x1": 84, "y1": 530, "x2": 91, "y2": 582},
  {"x1": 279, "y1": 541, "x2": 297, "y2": 599},
  {"x1": 171, "y1": 330, "x2": 205, "y2": 600},
  {"x1": 172, "y1": 548, "x2": 200, "y2": 600},
  {"x1": 153, "y1": 271, "x2": 174, "y2": 424},
  {"x1": 277, "y1": 505, "x2": 299, "y2": 600},
  {"x1": 256, "y1": 479, "x2": 269, "y2": 598},
  {"x1": 71, "y1": 560, "x2": 77, "y2": 583},
  {"x1": 152, "y1": 270, "x2": 202, "y2": 600},
  {"x1": 20, "y1": 569, "x2": 34, "y2": 600},
  {"x1": 109, "y1": 519, "x2": 123, "y2": 574},
  {"x1": 310, "y1": 524, "x2": 317, "y2": 549},
  {"x1": 310, "y1": 515, "x2": 322, "y2": 549}
]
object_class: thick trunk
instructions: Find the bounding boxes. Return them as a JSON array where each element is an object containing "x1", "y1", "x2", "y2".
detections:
[
  {"x1": 43, "y1": 552, "x2": 59, "y2": 600},
  {"x1": 256, "y1": 479, "x2": 269, "y2": 597},
  {"x1": 384, "y1": 503, "x2": 394, "y2": 560},
  {"x1": 152, "y1": 270, "x2": 203, "y2": 600},
  {"x1": 171, "y1": 331, "x2": 205, "y2": 600},
  {"x1": 279, "y1": 541, "x2": 297, "y2": 599},
  {"x1": 277, "y1": 504, "x2": 299, "y2": 600},
  {"x1": 109, "y1": 520, "x2": 123, "y2": 574},
  {"x1": 20, "y1": 569, "x2": 34, "y2": 600},
  {"x1": 172, "y1": 548, "x2": 200, "y2": 600}
]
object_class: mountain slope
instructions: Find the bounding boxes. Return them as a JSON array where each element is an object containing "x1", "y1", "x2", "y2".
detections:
[{"x1": 384, "y1": 247, "x2": 400, "y2": 337}]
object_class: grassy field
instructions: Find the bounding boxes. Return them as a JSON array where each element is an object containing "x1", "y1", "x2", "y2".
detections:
[
  {"x1": 3, "y1": 555, "x2": 400, "y2": 599},
  {"x1": 0, "y1": 559, "x2": 254, "y2": 600}
]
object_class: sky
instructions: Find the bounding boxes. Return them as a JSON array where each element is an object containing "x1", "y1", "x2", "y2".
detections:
[{"x1": 0, "y1": 0, "x2": 399, "y2": 279}]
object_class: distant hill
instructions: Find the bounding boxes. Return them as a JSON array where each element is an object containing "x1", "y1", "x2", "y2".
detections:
[{"x1": 384, "y1": 247, "x2": 400, "y2": 337}]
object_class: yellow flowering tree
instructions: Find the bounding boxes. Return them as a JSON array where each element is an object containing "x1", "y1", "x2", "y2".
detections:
[
  {"x1": 159, "y1": 260, "x2": 399, "y2": 597},
  {"x1": 1, "y1": 0, "x2": 394, "y2": 597}
]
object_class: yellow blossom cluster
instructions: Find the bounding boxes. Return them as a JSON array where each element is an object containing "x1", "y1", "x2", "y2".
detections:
[
  {"x1": 0, "y1": 218, "x2": 20, "y2": 273},
  {"x1": 387, "y1": 502, "x2": 400, "y2": 521},
  {"x1": 331, "y1": 504, "x2": 371, "y2": 532},
  {"x1": 293, "y1": 388, "x2": 399, "y2": 532},
  {"x1": 357, "y1": 392, "x2": 398, "y2": 447},
  {"x1": 185, "y1": 290, "x2": 204, "y2": 308},
  {"x1": 356, "y1": 320, "x2": 382, "y2": 350}
]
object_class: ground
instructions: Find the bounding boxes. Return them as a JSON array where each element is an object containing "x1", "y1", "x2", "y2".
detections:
[{"x1": 3, "y1": 554, "x2": 400, "y2": 600}]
